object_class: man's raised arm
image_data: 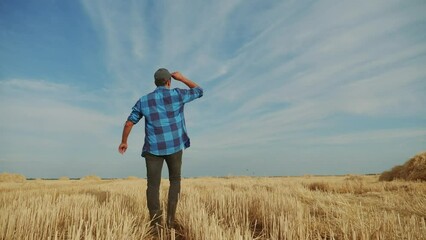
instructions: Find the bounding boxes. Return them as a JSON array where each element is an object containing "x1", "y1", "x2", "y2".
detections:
[{"x1": 171, "y1": 72, "x2": 199, "y2": 88}]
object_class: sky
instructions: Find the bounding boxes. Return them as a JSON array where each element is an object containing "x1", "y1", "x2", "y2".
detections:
[{"x1": 1, "y1": 0, "x2": 425, "y2": 178}]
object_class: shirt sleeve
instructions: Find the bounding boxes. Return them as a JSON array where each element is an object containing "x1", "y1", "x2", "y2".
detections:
[
  {"x1": 176, "y1": 87, "x2": 204, "y2": 104},
  {"x1": 127, "y1": 99, "x2": 143, "y2": 124}
]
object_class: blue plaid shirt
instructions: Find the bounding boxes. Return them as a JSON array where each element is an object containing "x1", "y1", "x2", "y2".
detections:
[{"x1": 127, "y1": 86, "x2": 203, "y2": 156}]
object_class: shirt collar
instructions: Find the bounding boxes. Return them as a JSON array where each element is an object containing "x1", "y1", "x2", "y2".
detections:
[{"x1": 155, "y1": 86, "x2": 170, "y2": 91}]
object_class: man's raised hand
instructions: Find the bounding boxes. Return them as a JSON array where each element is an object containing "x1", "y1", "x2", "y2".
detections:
[
  {"x1": 171, "y1": 72, "x2": 184, "y2": 81},
  {"x1": 171, "y1": 71, "x2": 199, "y2": 88}
]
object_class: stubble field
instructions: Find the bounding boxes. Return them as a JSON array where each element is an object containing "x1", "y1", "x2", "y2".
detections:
[{"x1": 1, "y1": 175, "x2": 425, "y2": 240}]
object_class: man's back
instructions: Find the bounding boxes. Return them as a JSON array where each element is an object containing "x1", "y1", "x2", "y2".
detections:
[{"x1": 128, "y1": 86, "x2": 203, "y2": 156}]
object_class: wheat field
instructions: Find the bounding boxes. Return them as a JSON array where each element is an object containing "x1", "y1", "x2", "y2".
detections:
[{"x1": 1, "y1": 175, "x2": 425, "y2": 240}]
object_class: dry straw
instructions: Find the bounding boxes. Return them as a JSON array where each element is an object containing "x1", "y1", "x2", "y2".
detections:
[{"x1": 1, "y1": 175, "x2": 425, "y2": 239}]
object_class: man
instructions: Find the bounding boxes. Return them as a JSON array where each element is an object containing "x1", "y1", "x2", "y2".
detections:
[{"x1": 118, "y1": 68, "x2": 203, "y2": 229}]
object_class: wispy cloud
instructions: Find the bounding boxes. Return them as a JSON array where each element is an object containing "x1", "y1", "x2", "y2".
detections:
[
  {"x1": 303, "y1": 128, "x2": 426, "y2": 145},
  {"x1": 80, "y1": 0, "x2": 425, "y2": 158},
  {"x1": 0, "y1": 79, "x2": 71, "y2": 92},
  {"x1": 0, "y1": 78, "x2": 121, "y2": 171}
]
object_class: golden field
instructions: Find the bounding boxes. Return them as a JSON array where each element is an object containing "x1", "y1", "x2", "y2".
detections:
[{"x1": 1, "y1": 175, "x2": 425, "y2": 240}]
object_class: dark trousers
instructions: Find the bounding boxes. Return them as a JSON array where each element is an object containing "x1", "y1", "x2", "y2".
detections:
[{"x1": 144, "y1": 150, "x2": 182, "y2": 222}]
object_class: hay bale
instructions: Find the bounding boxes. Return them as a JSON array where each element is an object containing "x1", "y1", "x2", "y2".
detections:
[
  {"x1": 80, "y1": 175, "x2": 102, "y2": 181},
  {"x1": 379, "y1": 152, "x2": 426, "y2": 181},
  {"x1": 0, "y1": 172, "x2": 26, "y2": 182},
  {"x1": 59, "y1": 176, "x2": 70, "y2": 181},
  {"x1": 379, "y1": 170, "x2": 393, "y2": 181},
  {"x1": 402, "y1": 152, "x2": 426, "y2": 181}
]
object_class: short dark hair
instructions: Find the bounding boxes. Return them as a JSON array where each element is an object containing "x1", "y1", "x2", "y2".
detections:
[{"x1": 155, "y1": 78, "x2": 169, "y2": 86}]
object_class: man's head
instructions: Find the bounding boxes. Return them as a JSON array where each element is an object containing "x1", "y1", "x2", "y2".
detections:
[{"x1": 154, "y1": 68, "x2": 171, "y2": 87}]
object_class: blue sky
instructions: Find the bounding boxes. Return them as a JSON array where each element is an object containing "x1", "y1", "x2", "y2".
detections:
[{"x1": 1, "y1": 0, "x2": 425, "y2": 178}]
